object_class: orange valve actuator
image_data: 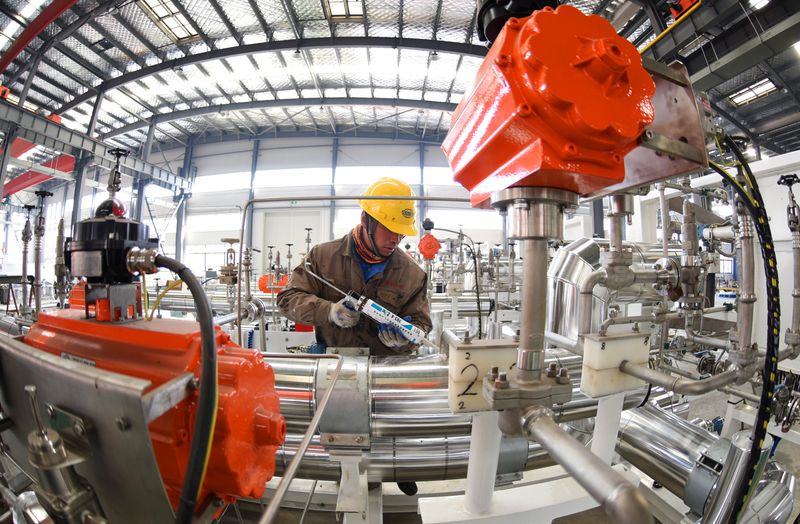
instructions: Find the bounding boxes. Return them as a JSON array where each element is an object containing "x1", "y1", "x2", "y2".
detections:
[
  {"x1": 418, "y1": 233, "x2": 442, "y2": 261},
  {"x1": 258, "y1": 273, "x2": 289, "y2": 293},
  {"x1": 24, "y1": 308, "x2": 286, "y2": 512},
  {"x1": 443, "y1": 5, "x2": 655, "y2": 205}
]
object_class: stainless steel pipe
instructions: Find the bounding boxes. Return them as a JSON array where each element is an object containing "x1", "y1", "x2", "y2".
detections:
[
  {"x1": 619, "y1": 361, "x2": 739, "y2": 395},
  {"x1": 518, "y1": 239, "x2": 547, "y2": 373},
  {"x1": 522, "y1": 406, "x2": 653, "y2": 524}
]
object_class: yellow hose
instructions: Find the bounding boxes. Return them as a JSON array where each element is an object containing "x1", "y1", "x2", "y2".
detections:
[
  {"x1": 148, "y1": 280, "x2": 183, "y2": 321},
  {"x1": 141, "y1": 273, "x2": 149, "y2": 314}
]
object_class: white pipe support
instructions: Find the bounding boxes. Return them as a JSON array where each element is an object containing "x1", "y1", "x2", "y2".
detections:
[
  {"x1": 591, "y1": 392, "x2": 626, "y2": 465},
  {"x1": 521, "y1": 406, "x2": 653, "y2": 524},
  {"x1": 464, "y1": 411, "x2": 503, "y2": 515}
]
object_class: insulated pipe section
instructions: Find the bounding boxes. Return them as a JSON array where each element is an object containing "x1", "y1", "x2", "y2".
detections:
[
  {"x1": 617, "y1": 403, "x2": 718, "y2": 498},
  {"x1": 619, "y1": 361, "x2": 738, "y2": 395},
  {"x1": 521, "y1": 406, "x2": 653, "y2": 524},
  {"x1": 703, "y1": 430, "x2": 773, "y2": 524}
]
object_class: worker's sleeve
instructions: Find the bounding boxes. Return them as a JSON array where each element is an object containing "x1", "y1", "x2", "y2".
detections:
[
  {"x1": 276, "y1": 248, "x2": 333, "y2": 326},
  {"x1": 399, "y1": 273, "x2": 432, "y2": 335}
]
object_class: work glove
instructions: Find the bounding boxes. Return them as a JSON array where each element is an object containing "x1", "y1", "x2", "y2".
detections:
[
  {"x1": 328, "y1": 298, "x2": 360, "y2": 328},
  {"x1": 378, "y1": 316, "x2": 415, "y2": 349}
]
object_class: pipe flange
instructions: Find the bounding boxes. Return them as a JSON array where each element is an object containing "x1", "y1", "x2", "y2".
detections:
[
  {"x1": 490, "y1": 187, "x2": 579, "y2": 241},
  {"x1": 126, "y1": 248, "x2": 159, "y2": 275}
]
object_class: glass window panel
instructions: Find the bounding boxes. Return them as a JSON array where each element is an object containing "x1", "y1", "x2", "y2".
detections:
[
  {"x1": 424, "y1": 166, "x2": 458, "y2": 186},
  {"x1": 426, "y1": 208, "x2": 503, "y2": 230},
  {"x1": 192, "y1": 172, "x2": 251, "y2": 193},
  {"x1": 186, "y1": 213, "x2": 242, "y2": 232},
  {"x1": 335, "y1": 166, "x2": 420, "y2": 185},
  {"x1": 254, "y1": 168, "x2": 331, "y2": 188},
  {"x1": 329, "y1": 1, "x2": 346, "y2": 15}
]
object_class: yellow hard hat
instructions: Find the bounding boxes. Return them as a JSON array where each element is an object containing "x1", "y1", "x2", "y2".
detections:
[{"x1": 359, "y1": 177, "x2": 418, "y2": 236}]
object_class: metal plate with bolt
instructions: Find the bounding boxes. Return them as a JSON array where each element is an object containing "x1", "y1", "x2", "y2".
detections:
[{"x1": 0, "y1": 336, "x2": 175, "y2": 522}]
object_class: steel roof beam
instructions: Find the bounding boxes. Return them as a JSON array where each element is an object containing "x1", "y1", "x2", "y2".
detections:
[
  {"x1": 155, "y1": 128, "x2": 448, "y2": 152},
  {"x1": 641, "y1": 0, "x2": 754, "y2": 63},
  {"x1": 709, "y1": 99, "x2": 787, "y2": 155},
  {"x1": 56, "y1": 37, "x2": 487, "y2": 115},
  {"x1": 688, "y1": 2, "x2": 800, "y2": 91},
  {"x1": 100, "y1": 98, "x2": 456, "y2": 139},
  {"x1": 207, "y1": 0, "x2": 244, "y2": 45}
]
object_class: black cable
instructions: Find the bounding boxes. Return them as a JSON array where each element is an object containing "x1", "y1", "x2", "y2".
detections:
[
  {"x1": 155, "y1": 255, "x2": 218, "y2": 524},
  {"x1": 708, "y1": 159, "x2": 780, "y2": 521}
]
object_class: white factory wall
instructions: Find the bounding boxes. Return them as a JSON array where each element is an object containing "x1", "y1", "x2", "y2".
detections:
[{"x1": 138, "y1": 137, "x2": 508, "y2": 276}]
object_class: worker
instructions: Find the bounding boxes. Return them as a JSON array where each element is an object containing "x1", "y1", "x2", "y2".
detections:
[{"x1": 277, "y1": 177, "x2": 432, "y2": 356}]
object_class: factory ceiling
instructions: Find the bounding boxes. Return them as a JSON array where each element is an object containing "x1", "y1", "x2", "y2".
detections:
[{"x1": 0, "y1": 0, "x2": 798, "y2": 159}]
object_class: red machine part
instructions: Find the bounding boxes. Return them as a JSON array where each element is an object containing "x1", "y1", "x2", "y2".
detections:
[
  {"x1": 669, "y1": 0, "x2": 700, "y2": 18},
  {"x1": 442, "y1": 5, "x2": 655, "y2": 205},
  {"x1": 24, "y1": 309, "x2": 286, "y2": 512},
  {"x1": 258, "y1": 273, "x2": 289, "y2": 293},
  {"x1": 418, "y1": 233, "x2": 442, "y2": 260}
]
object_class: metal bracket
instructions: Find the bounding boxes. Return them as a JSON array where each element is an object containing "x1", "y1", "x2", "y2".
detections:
[
  {"x1": 640, "y1": 130, "x2": 706, "y2": 164},
  {"x1": 320, "y1": 433, "x2": 370, "y2": 449},
  {"x1": 141, "y1": 372, "x2": 193, "y2": 424},
  {"x1": 330, "y1": 451, "x2": 368, "y2": 514}
]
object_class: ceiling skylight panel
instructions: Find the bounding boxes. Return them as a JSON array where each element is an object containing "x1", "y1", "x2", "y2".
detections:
[
  {"x1": 137, "y1": 0, "x2": 199, "y2": 43},
  {"x1": 728, "y1": 78, "x2": 777, "y2": 107},
  {"x1": 322, "y1": 0, "x2": 364, "y2": 21}
]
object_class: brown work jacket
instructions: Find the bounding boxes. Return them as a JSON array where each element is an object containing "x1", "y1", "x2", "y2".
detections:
[{"x1": 277, "y1": 233, "x2": 432, "y2": 356}]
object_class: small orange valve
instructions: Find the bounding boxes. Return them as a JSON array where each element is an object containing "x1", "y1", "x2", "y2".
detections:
[
  {"x1": 418, "y1": 233, "x2": 442, "y2": 260},
  {"x1": 258, "y1": 273, "x2": 289, "y2": 293},
  {"x1": 443, "y1": 5, "x2": 655, "y2": 205}
]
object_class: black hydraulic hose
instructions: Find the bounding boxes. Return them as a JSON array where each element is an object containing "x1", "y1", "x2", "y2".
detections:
[
  {"x1": 155, "y1": 255, "x2": 218, "y2": 524},
  {"x1": 708, "y1": 157, "x2": 780, "y2": 522}
]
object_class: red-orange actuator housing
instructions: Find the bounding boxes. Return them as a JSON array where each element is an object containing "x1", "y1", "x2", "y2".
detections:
[
  {"x1": 24, "y1": 308, "x2": 286, "y2": 512},
  {"x1": 443, "y1": 5, "x2": 656, "y2": 205}
]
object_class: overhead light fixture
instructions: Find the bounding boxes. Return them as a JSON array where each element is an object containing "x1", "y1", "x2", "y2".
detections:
[
  {"x1": 794, "y1": 41, "x2": 800, "y2": 55},
  {"x1": 322, "y1": 0, "x2": 364, "y2": 21},
  {"x1": 137, "y1": 0, "x2": 199, "y2": 43},
  {"x1": 748, "y1": 0, "x2": 769, "y2": 9},
  {"x1": 728, "y1": 78, "x2": 777, "y2": 107}
]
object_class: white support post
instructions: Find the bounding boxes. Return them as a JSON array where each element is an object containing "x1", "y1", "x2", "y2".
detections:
[
  {"x1": 590, "y1": 392, "x2": 626, "y2": 465},
  {"x1": 464, "y1": 411, "x2": 502, "y2": 515}
]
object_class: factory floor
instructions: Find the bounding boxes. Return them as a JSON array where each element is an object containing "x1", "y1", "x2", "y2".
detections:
[{"x1": 227, "y1": 391, "x2": 800, "y2": 523}]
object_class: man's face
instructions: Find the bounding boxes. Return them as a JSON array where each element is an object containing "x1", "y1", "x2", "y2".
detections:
[{"x1": 372, "y1": 221, "x2": 404, "y2": 257}]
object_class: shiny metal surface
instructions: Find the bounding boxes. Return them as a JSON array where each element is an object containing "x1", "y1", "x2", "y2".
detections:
[
  {"x1": 618, "y1": 402, "x2": 718, "y2": 497},
  {"x1": 522, "y1": 406, "x2": 653, "y2": 524},
  {"x1": 703, "y1": 430, "x2": 773, "y2": 524},
  {"x1": 740, "y1": 461, "x2": 796, "y2": 524},
  {"x1": 490, "y1": 187, "x2": 579, "y2": 241},
  {"x1": 547, "y1": 237, "x2": 681, "y2": 342},
  {"x1": 0, "y1": 334, "x2": 174, "y2": 522}
]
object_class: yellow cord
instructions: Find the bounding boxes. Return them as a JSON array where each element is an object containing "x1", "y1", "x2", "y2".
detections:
[
  {"x1": 142, "y1": 273, "x2": 149, "y2": 314},
  {"x1": 147, "y1": 280, "x2": 183, "y2": 320},
  {"x1": 195, "y1": 370, "x2": 218, "y2": 499},
  {"x1": 709, "y1": 161, "x2": 759, "y2": 209}
]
